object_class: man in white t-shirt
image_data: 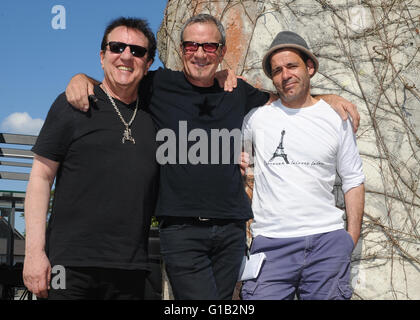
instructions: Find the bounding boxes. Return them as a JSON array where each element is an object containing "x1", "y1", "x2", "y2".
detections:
[{"x1": 241, "y1": 31, "x2": 365, "y2": 300}]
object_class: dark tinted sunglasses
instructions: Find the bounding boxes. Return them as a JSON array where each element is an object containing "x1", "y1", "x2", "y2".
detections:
[
  {"x1": 105, "y1": 41, "x2": 148, "y2": 58},
  {"x1": 182, "y1": 41, "x2": 222, "y2": 53}
]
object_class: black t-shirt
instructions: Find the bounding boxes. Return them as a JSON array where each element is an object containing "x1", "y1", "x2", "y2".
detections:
[
  {"x1": 140, "y1": 68, "x2": 269, "y2": 220},
  {"x1": 32, "y1": 85, "x2": 159, "y2": 270}
]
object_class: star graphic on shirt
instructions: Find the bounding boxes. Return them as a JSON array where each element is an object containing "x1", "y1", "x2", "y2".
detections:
[{"x1": 197, "y1": 96, "x2": 215, "y2": 116}]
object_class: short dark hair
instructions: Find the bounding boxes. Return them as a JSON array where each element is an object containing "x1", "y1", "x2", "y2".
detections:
[
  {"x1": 297, "y1": 51, "x2": 311, "y2": 67},
  {"x1": 100, "y1": 17, "x2": 156, "y2": 62}
]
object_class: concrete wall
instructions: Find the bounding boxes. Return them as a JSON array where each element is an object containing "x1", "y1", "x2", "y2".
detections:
[{"x1": 157, "y1": 0, "x2": 420, "y2": 299}]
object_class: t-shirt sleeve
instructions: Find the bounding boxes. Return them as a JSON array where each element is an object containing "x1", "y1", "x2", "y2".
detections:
[
  {"x1": 336, "y1": 119, "x2": 365, "y2": 193},
  {"x1": 241, "y1": 80, "x2": 270, "y2": 114},
  {"x1": 32, "y1": 93, "x2": 76, "y2": 162}
]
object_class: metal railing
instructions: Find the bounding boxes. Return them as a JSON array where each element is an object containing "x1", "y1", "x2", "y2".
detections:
[{"x1": 0, "y1": 133, "x2": 36, "y2": 299}]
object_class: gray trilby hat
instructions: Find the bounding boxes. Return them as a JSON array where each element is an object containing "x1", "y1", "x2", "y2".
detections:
[{"x1": 262, "y1": 31, "x2": 319, "y2": 78}]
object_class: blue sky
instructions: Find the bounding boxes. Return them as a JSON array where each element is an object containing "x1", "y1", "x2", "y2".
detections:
[{"x1": 0, "y1": 0, "x2": 168, "y2": 232}]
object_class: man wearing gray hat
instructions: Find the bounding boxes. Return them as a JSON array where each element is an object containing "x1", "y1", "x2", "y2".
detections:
[{"x1": 241, "y1": 31, "x2": 365, "y2": 300}]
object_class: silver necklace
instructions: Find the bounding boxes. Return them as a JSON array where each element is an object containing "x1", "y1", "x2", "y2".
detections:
[{"x1": 102, "y1": 86, "x2": 138, "y2": 144}]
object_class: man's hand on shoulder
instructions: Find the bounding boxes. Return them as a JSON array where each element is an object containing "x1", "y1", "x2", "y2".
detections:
[
  {"x1": 65, "y1": 73, "x2": 97, "y2": 112},
  {"x1": 215, "y1": 69, "x2": 248, "y2": 92}
]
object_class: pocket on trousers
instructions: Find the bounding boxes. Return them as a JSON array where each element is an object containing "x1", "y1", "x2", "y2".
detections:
[
  {"x1": 338, "y1": 280, "x2": 353, "y2": 300},
  {"x1": 241, "y1": 279, "x2": 259, "y2": 299},
  {"x1": 327, "y1": 279, "x2": 353, "y2": 300},
  {"x1": 343, "y1": 230, "x2": 355, "y2": 252}
]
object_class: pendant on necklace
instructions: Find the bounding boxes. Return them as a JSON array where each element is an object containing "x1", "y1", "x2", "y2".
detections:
[{"x1": 122, "y1": 127, "x2": 135, "y2": 144}]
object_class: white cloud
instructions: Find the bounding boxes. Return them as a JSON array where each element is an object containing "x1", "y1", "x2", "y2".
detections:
[{"x1": 1, "y1": 112, "x2": 44, "y2": 135}]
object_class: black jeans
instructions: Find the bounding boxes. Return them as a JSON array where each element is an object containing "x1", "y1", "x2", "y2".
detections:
[
  {"x1": 47, "y1": 267, "x2": 147, "y2": 300},
  {"x1": 159, "y1": 217, "x2": 246, "y2": 300}
]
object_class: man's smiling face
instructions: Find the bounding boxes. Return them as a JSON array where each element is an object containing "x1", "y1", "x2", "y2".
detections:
[
  {"x1": 180, "y1": 22, "x2": 226, "y2": 87},
  {"x1": 100, "y1": 26, "x2": 152, "y2": 92}
]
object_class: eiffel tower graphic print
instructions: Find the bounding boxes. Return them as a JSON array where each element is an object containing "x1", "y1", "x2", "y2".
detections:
[{"x1": 269, "y1": 129, "x2": 290, "y2": 164}]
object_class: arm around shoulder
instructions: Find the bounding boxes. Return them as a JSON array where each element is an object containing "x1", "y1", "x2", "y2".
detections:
[{"x1": 65, "y1": 73, "x2": 100, "y2": 111}]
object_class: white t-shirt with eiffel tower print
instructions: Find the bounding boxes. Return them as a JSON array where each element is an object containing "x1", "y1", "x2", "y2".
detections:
[{"x1": 242, "y1": 99, "x2": 365, "y2": 238}]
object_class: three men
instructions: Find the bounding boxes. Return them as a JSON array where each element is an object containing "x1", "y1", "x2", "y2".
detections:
[
  {"x1": 23, "y1": 18, "x2": 159, "y2": 299},
  {"x1": 48, "y1": 14, "x2": 360, "y2": 300},
  {"x1": 241, "y1": 31, "x2": 365, "y2": 300}
]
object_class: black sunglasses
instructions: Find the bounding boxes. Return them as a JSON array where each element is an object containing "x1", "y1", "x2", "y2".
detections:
[
  {"x1": 105, "y1": 41, "x2": 148, "y2": 58},
  {"x1": 182, "y1": 41, "x2": 222, "y2": 53}
]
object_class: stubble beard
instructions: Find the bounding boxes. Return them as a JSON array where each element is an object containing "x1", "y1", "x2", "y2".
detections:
[{"x1": 276, "y1": 79, "x2": 311, "y2": 108}]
